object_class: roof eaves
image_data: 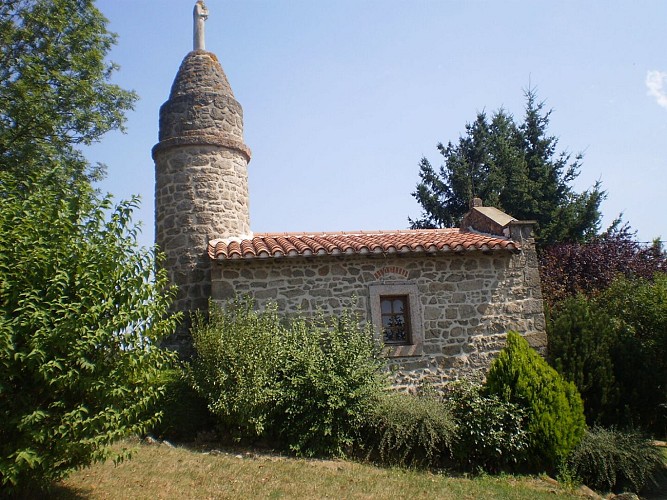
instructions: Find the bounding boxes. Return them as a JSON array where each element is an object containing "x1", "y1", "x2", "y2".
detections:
[{"x1": 209, "y1": 229, "x2": 521, "y2": 262}]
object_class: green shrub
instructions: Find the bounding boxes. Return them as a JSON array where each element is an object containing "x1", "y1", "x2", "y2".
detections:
[
  {"x1": 443, "y1": 380, "x2": 528, "y2": 472},
  {"x1": 485, "y1": 331, "x2": 586, "y2": 471},
  {"x1": 548, "y1": 275, "x2": 667, "y2": 435},
  {"x1": 275, "y1": 310, "x2": 386, "y2": 457},
  {"x1": 596, "y1": 275, "x2": 667, "y2": 435},
  {"x1": 547, "y1": 295, "x2": 620, "y2": 427},
  {"x1": 0, "y1": 0, "x2": 158, "y2": 492},
  {"x1": 359, "y1": 391, "x2": 456, "y2": 468},
  {"x1": 189, "y1": 298, "x2": 387, "y2": 457},
  {"x1": 566, "y1": 427, "x2": 665, "y2": 493},
  {"x1": 0, "y1": 179, "x2": 178, "y2": 492},
  {"x1": 148, "y1": 367, "x2": 214, "y2": 441},
  {"x1": 189, "y1": 298, "x2": 284, "y2": 440}
]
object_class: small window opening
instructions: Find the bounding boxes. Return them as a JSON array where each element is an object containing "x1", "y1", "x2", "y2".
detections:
[{"x1": 380, "y1": 295, "x2": 411, "y2": 345}]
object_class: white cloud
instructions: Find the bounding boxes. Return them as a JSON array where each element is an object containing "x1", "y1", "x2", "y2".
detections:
[{"x1": 646, "y1": 70, "x2": 667, "y2": 110}]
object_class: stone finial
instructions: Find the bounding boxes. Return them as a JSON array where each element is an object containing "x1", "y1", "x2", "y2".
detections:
[
  {"x1": 470, "y1": 197, "x2": 483, "y2": 208},
  {"x1": 193, "y1": 1, "x2": 209, "y2": 51}
]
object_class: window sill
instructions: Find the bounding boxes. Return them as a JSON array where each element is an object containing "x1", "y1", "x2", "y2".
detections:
[{"x1": 384, "y1": 343, "x2": 424, "y2": 357}]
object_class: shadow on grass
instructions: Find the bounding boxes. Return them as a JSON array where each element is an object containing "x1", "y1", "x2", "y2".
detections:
[
  {"x1": 642, "y1": 466, "x2": 667, "y2": 500},
  {"x1": 47, "y1": 484, "x2": 90, "y2": 500},
  {"x1": 5, "y1": 484, "x2": 89, "y2": 500}
]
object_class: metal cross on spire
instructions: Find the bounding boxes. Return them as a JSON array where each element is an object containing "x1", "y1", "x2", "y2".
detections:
[{"x1": 193, "y1": 1, "x2": 209, "y2": 50}]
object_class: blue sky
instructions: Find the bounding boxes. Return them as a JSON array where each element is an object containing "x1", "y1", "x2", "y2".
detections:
[{"x1": 89, "y1": 1, "x2": 667, "y2": 248}]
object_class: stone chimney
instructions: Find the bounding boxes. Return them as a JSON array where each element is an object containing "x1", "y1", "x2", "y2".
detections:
[{"x1": 461, "y1": 198, "x2": 536, "y2": 244}]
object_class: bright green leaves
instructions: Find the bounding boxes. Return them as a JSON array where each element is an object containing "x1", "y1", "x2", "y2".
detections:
[
  {"x1": 189, "y1": 298, "x2": 386, "y2": 457},
  {"x1": 0, "y1": 172, "x2": 178, "y2": 491},
  {"x1": 0, "y1": 1, "x2": 175, "y2": 492},
  {"x1": 485, "y1": 331, "x2": 586, "y2": 472}
]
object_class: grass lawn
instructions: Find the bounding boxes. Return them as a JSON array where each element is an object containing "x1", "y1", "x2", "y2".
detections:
[{"x1": 52, "y1": 439, "x2": 589, "y2": 499}]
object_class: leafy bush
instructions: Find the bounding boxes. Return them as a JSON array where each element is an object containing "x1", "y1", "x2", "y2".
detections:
[
  {"x1": 188, "y1": 298, "x2": 284, "y2": 440},
  {"x1": 148, "y1": 367, "x2": 214, "y2": 441},
  {"x1": 189, "y1": 298, "x2": 386, "y2": 457},
  {"x1": 597, "y1": 275, "x2": 667, "y2": 435},
  {"x1": 275, "y1": 310, "x2": 386, "y2": 456},
  {"x1": 359, "y1": 391, "x2": 456, "y2": 468},
  {"x1": 0, "y1": 177, "x2": 178, "y2": 492},
  {"x1": 549, "y1": 276, "x2": 667, "y2": 435},
  {"x1": 485, "y1": 331, "x2": 586, "y2": 472},
  {"x1": 566, "y1": 427, "x2": 665, "y2": 493},
  {"x1": 0, "y1": 0, "x2": 166, "y2": 493},
  {"x1": 443, "y1": 380, "x2": 528, "y2": 472},
  {"x1": 547, "y1": 295, "x2": 619, "y2": 427}
]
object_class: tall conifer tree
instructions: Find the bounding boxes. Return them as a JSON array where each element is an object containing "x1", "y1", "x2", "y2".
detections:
[{"x1": 410, "y1": 89, "x2": 604, "y2": 248}]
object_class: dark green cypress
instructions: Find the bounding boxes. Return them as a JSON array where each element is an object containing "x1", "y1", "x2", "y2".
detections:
[{"x1": 485, "y1": 331, "x2": 587, "y2": 472}]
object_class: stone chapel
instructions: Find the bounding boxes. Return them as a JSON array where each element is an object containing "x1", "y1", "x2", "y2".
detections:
[{"x1": 153, "y1": 2, "x2": 547, "y2": 388}]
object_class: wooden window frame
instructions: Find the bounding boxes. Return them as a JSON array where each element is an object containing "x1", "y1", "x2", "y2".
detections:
[{"x1": 380, "y1": 295, "x2": 411, "y2": 345}]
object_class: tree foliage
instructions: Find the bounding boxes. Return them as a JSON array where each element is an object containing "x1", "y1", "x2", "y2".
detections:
[
  {"x1": 0, "y1": 173, "x2": 178, "y2": 491},
  {"x1": 549, "y1": 276, "x2": 667, "y2": 435},
  {"x1": 539, "y1": 225, "x2": 667, "y2": 310},
  {"x1": 541, "y1": 223, "x2": 667, "y2": 433},
  {"x1": 485, "y1": 331, "x2": 586, "y2": 471},
  {"x1": 411, "y1": 89, "x2": 604, "y2": 247},
  {"x1": 0, "y1": 0, "x2": 136, "y2": 180},
  {"x1": 0, "y1": 0, "x2": 176, "y2": 492}
]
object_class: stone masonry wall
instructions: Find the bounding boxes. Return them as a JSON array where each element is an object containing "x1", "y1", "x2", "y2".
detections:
[
  {"x1": 155, "y1": 146, "x2": 249, "y2": 352},
  {"x1": 210, "y1": 250, "x2": 546, "y2": 389},
  {"x1": 155, "y1": 145, "x2": 250, "y2": 316},
  {"x1": 155, "y1": 146, "x2": 251, "y2": 246}
]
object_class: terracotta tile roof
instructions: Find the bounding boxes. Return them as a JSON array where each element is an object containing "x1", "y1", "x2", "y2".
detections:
[{"x1": 208, "y1": 229, "x2": 520, "y2": 261}]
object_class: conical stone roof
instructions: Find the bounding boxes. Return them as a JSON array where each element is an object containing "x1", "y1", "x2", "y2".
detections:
[
  {"x1": 153, "y1": 49, "x2": 250, "y2": 161},
  {"x1": 168, "y1": 49, "x2": 235, "y2": 99}
]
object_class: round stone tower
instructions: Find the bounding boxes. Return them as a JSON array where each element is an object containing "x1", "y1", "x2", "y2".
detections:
[{"x1": 153, "y1": 2, "x2": 251, "y2": 350}]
